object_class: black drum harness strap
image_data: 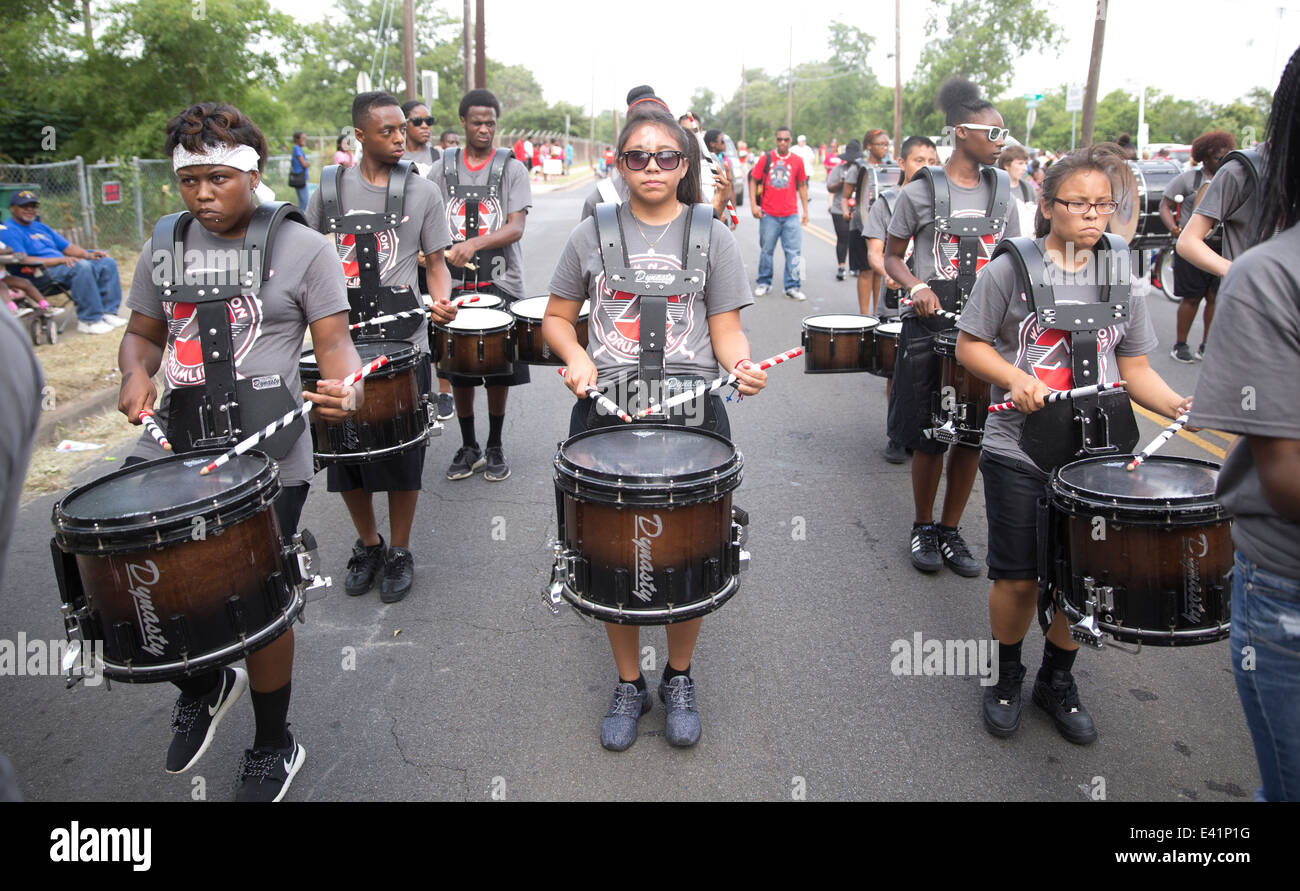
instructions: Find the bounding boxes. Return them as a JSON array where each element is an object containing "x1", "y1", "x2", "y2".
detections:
[
  {"x1": 879, "y1": 188, "x2": 911, "y2": 310},
  {"x1": 443, "y1": 147, "x2": 511, "y2": 291},
  {"x1": 319, "y1": 159, "x2": 422, "y2": 341},
  {"x1": 916, "y1": 165, "x2": 1011, "y2": 315},
  {"x1": 993, "y1": 234, "x2": 1140, "y2": 471},
  {"x1": 594, "y1": 202, "x2": 712, "y2": 420},
  {"x1": 153, "y1": 202, "x2": 305, "y2": 459}
]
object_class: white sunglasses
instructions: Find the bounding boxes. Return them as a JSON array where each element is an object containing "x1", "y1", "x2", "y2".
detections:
[{"x1": 958, "y1": 123, "x2": 1010, "y2": 142}]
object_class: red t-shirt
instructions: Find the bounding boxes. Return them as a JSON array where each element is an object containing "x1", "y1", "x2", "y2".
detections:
[
  {"x1": 750, "y1": 150, "x2": 807, "y2": 217},
  {"x1": 602, "y1": 149, "x2": 615, "y2": 165},
  {"x1": 513, "y1": 140, "x2": 526, "y2": 162}
]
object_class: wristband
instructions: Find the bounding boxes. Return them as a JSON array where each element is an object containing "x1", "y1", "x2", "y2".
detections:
[
  {"x1": 733, "y1": 358, "x2": 751, "y2": 371},
  {"x1": 846, "y1": 198, "x2": 856, "y2": 207},
  {"x1": 908, "y1": 282, "x2": 929, "y2": 299}
]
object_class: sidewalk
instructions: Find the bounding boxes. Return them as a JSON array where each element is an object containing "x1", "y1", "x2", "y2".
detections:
[{"x1": 529, "y1": 166, "x2": 596, "y2": 195}]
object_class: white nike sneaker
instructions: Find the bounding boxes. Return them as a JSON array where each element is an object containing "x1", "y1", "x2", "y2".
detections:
[
  {"x1": 165, "y1": 666, "x2": 248, "y2": 774},
  {"x1": 77, "y1": 320, "x2": 113, "y2": 335},
  {"x1": 753, "y1": 284, "x2": 770, "y2": 297},
  {"x1": 100, "y1": 313, "x2": 128, "y2": 327}
]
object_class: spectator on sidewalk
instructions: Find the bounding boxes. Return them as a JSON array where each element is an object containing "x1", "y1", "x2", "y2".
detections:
[
  {"x1": 748, "y1": 127, "x2": 809, "y2": 300},
  {"x1": 792, "y1": 134, "x2": 817, "y2": 180},
  {"x1": 290, "y1": 131, "x2": 310, "y2": 210},
  {"x1": 333, "y1": 135, "x2": 355, "y2": 167},
  {"x1": 2, "y1": 191, "x2": 123, "y2": 335}
]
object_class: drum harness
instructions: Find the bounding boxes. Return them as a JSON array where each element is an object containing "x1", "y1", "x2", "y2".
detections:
[
  {"x1": 442, "y1": 147, "x2": 513, "y2": 293},
  {"x1": 877, "y1": 188, "x2": 912, "y2": 310},
  {"x1": 915, "y1": 164, "x2": 1011, "y2": 320},
  {"x1": 319, "y1": 159, "x2": 424, "y2": 342},
  {"x1": 994, "y1": 234, "x2": 1140, "y2": 474}
]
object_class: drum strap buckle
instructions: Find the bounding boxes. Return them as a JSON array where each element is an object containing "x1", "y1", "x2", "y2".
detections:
[
  {"x1": 1071, "y1": 576, "x2": 1113, "y2": 648},
  {"x1": 291, "y1": 529, "x2": 332, "y2": 608}
]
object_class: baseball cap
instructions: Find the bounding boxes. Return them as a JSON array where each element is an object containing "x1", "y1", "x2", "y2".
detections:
[{"x1": 9, "y1": 190, "x2": 38, "y2": 206}]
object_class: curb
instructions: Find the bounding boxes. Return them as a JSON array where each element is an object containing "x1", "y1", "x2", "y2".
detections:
[{"x1": 35, "y1": 386, "x2": 120, "y2": 445}]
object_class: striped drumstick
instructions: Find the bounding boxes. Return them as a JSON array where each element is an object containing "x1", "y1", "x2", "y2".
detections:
[
  {"x1": 1126, "y1": 411, "x2": 1191, "y2": 471},
  {"x1": 988, "y1": 381, "x2": 1126, "y2": 414},
  {"x1": 138, "y1": 409, "x2": 171, "y2": 451},
  {"x1": 348, "y1": 308, "x2": 429, "y2": 330},
  {"x1": 637, "y1": 346, "x2": 804, "y2": 418},
  {"x1": 555, "y1": 367, "x2": 633, "y2": 423},
  {"x1": 900, "y1": 298, "x2": 961, "y2": 322},
  {"x1": 452, "y1": 294, "x2": 483, "y2": 307},
  {"x1": 199, "y1": 355, "x2": 389, "y2": 475}
]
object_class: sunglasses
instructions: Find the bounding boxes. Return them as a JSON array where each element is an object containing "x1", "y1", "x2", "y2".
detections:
[
  {"x1": 959, "y1": 123, "x2": 1010, "y2": 142},
  {"x1": 1052, "y1": 198, "x2": 1119, "y2": 215},
  {"x1": 407, "y1": 116, "x2": 434, "y2": 127},
  {"x1": 620, "y1": 150, "x2": 684, "y2": 171}
]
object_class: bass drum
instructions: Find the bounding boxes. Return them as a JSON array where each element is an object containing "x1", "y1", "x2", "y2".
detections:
[{"x1": 1109, "y1": 159, "x2": 1182, "y2": 248}]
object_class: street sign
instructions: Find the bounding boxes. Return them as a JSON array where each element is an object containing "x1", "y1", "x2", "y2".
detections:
[
  {"x1": 1023, "y1": 92, "x2": 1044, "y2": 102},
  {"x1": 1066, "y1": 84, "x2": 1084, "y2": 113},
  {"x1": 421, "y1": 70, "x2": 437, "y2": 103},
  {"x1": 1026, "y1": 107, "x2": 1038, "y2": 132},
  {"x1": 356, "y1": 72, "x2": 372, "y2": 94},
  {"x1": 101, "y1": 182, "x2": 121, "y2": 205}
]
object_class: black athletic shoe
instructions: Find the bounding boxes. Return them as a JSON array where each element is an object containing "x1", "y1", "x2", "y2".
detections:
[
  {"x1": 938, "y1": 527, "x2": 981, "y2": 577},
  {"x1": 435, "y1": 392, "x2": 455, "y2": 420},
  {"x1": 447, "y1": 445, "x2": 485, "y2": 480},
  {"x1": 1170, "y1": 342, "x2": 1196, "y2": 364},
  {"x1": 234, "y1": 729, "x2": 306, "y2": 802},
  {"x1": 910, "y1": 524, "x2": 943, "y2": 573},
  {"x1": 1032, "y1": 668, "x2": 1099, "y2": 745},
  {"x1": 982, "y1": 662, "x2": 1026, "y2": 737},
  {"x1": 380, "y1": 547, "x2": 414, "y2": 603},
  {"x1": 344, "y1": 536, "x2": 386, "y2": 596},
  {"x1": 835, "y1": 265, "x2": 846, "y2": 281},
  {"x1": 165, "y1": 666, "x2": 247, "y2": 774},
  {"x1": 1196, "y1": 342, "x2": 1207, "y2": 360},
  {"x1": 483, "y1": 446, "x2": 510, "y2": 481},
  {"x1": 881, "y1": 441, "x2": 907, "y2": 464}
]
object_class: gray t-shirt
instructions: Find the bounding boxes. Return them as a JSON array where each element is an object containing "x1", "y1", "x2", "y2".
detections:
[
  {"x1": 1165, "y1": 168, "x2": 1212, "y2": 227},
  {"x1": 0, "y1": 310, "x2": 43, "y2": 585},
  {"x1": 401, "y1": 145, "x2": 438, "y2": 177},
  {"x1": 1193, "y1": 154, "x2": 1258, "y2": 261},
  {"x1": 305, "y1": 163, "x2": 452, "y2": 354},
  {"x1": 1191, "y1": 223, "x2": 1300, "y2": 578},
  {"x1": 888, "y1": 167, "x2": 1020, "y2": 319},
  {"x1": 958, "y1": 239, "x2": 1157, "y2": 466},
  {"x1": 426, "y1": 148, "x2": 532, "y2": 299},
  {"x1": 549, "y1": 202, "x2": 752, "y2": 381},
  {"x1": 125, "y1": 220, "x2": 349, "y2": 485},
  {"x1": 581, "y1": 171, "x2": 630, "y2": 221},
  {"x1": 827, "y1": 162, "x2": 847, "y2": 216}
]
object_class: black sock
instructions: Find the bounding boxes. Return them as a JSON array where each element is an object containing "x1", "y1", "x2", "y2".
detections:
[
  {"x1": 998, "y1": 638, "x2": 1023, "y2": 667},
  {"x1": 619, "y1": 673, "x2": 645, "y2": 692},
  {"x1": 662, "y1": 663, "x2": 691, "y2": 683},
  {"x1": 1041, "y1": 639, "x2": 1077, "y2": 676},
  {"x1": 912, "y1": 521, "x2": 932, "y2": 531},
  {"x1": 458, "y1": 415, "x2": 477, "y2": 449},
  {"x1": 486, "y1": 413, "x2": 505, "y2": 449},
  {"x1": 172, "y1": 671, "x2": 219, "y2": 701},
  {"x1": 250, "y1": 681, "x2": 291, "y2": 751}
]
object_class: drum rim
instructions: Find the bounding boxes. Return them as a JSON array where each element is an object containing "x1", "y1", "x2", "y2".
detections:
[
  {"x1": 876, "y1": 321, "x2": 903, "y2": 335},
  {"x1": 300, "y1": 341, "x2": 420, "y2": 374},
  {"x1": 932, "y1": 327, "x2": 961, "y2": 354},
  {"x1": 510, "y1": 295, "x2": 590, "y2": 321},
  {"x1": 435, "y1": 307, "x2": 515, "y2": 334},
  {"x1": 801, "y1": 313, "x2": 880, "y2": 332},
  {"x1": 1051, "y1": 454, "x2": 1228, "y2": 517},
  {"x1": 53, "y1": 449, "x2": 280, "y2": 550},
  {"x1": 554, "y1": 424, "x2": 743, "y2": 503}
]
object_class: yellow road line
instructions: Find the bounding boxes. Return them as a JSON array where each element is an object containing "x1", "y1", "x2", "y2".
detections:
[
  {"x1": 1131, "y1": 402, "x2": 1228, "y2": 459},
  {"x1": 806, "y1": 222, "x2": 838, "y2": 247}
]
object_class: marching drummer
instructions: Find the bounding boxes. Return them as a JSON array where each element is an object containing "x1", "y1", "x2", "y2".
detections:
[
  {"x1": 117, "y1": 102, "x2": 362, "y2": 800},
  {"x1": 542, "y1": 105, "x2": 766, "y2": 751},
  {"x1": 955, "y1": 143, "x2": 1191, "y2": 745}
]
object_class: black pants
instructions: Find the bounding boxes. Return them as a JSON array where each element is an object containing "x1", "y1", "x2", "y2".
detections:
[{"x1": 830, "y1": 213, "x2": 851, "y2": 265}]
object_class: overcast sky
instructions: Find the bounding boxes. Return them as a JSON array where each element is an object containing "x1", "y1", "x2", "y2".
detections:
[{"x1": 270, "y1": 0, "x2": 1300, "y2": 116}]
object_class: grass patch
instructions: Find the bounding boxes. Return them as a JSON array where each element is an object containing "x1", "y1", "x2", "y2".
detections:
[{"x1": 24, "y1": 408, "x2": 139, "y2": 503}]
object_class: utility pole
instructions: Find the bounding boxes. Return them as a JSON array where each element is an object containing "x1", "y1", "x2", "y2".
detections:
[
  {"x1": 474, "y1": 0, "x2": 485, "y2": 90},
  {"x1": 462, "y1": 0, "x2": 472, "y2": 93},
  {"x1": 785, "y1": 29, "x2": 794, "y2": 131},
  {"x1": 893, "y1": 0, "x2": 902, "y2": 152},
  {"x1": 1080, "y1": 0, "x2": 1107, "y2": 148},
  {"x1": 401, "y1": 0, "x2": 416, "y2": 101}
]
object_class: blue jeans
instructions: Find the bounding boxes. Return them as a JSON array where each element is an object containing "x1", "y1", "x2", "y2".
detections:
[
  {"x1": 1231, "y1": 550, "x2": 1300, "y2": 801},
  {"x1": 295, "y1": 185, "x2": 309, "y2": 212},
  {"x1": 757, "y1": 213, "x2": 802, "y2": 292},
  {"x1": 46, "y1": 256, "x2": 121, "y2": 322}
]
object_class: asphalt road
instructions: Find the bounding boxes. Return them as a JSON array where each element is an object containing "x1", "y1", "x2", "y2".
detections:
[{"x1": 0, "y1": 176, "x2": 1259, "y2": 801}]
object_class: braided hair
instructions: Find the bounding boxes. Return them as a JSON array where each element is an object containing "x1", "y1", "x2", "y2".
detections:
[{"x1": 1254, "y1": 44, "x2": 1300, "y2": 241}]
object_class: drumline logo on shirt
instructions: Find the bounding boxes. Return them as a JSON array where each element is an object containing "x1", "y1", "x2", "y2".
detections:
[
  {"x1": 334, "y1": 209, "x2": 400, "y2": 287},
  {"x1": 163, "y1": 293, "x2": 263, "y2": 388},
  {"x1": 931, "y1": 209, "x2": 1003, "y2": 280},
  {"x1": 126, "y1": 559, "x2": 169, "y2": 658},
  {"x1": 591, "y1": 251, "x2": 699, "y2": 366},
  {"x1": 446, "y1": 195, "x2": 502, "y2": 241},
  {"x1": 1014, "y1": 308, "x2": 1120, "y2": 392},
  {"x1": 631, "y1": 513, "x2": 664, "y2": 603}
]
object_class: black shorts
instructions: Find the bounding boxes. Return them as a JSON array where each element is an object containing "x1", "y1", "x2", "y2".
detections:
[
  {"x1": 979, "y1": 450, "x2": 1050, "y2": 580},
  {"x1": 847, "y1": 230, "x2": 870, "y2": 272},
  {"x1": 887, "y1": 316, "x2": 958, "y2": 456},
  {"x1": 1172, "y1": 251, "x2": 1219, "y2": 300},
  {"x1": 436, "y1": 285, "x2": 533, "y2": 388},
  {"x1": 326, "y1": 357, "x2": 431, "y2": 493}
]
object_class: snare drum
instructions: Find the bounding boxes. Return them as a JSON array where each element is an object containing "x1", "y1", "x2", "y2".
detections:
[
  {"x1": 1110, "y1": 160, "x2": 1182, "y2": 248},
  {"x1": 547, "y1": 425, "x2": 749, "y2": 624},
  {"x1": 432, "y1": 307, "x2": 515, "y2": 378},
  {"x1": 50, "y1": 451, "x2": 310, "y2": 682},
  {"x1": 930, "y1": 328, "x2": 989, "y2": 446},
  {"x1": 300, "y1": 340, "x2": 430, "y2": 466},
  {"x1": 801, "y1": 314, "x2": 879, "y2": 373},
  {"x1": 510, "y1": 296, "x2": 590, "y2": 364},
  {"x1": 427, "y1": 293, "x2": 502, "y2": 345},
  {"x1": 871, "y1": 320, "x2": 903, "y2": 378},
  {"x1": 1046, "y1": 456, "x2": 1232, "y2": 646}
]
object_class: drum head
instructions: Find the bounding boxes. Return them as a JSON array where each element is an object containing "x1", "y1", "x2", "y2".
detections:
[
  {"x1": 461, "y1": 294, "x2": 502, "y2": 309},
  {"x1": 1053, "y1": 456, "x2": 1226, "y2": 522},
  {"x1": 510, "y1": 296, "x2": 549, "y2": 320},
  {"x1": 877, "y1": 320, "x2": 903, "y2": 337},
  {"x1": 555, "y1": 425, "x2": 742, "y2": 504},
  {"x1": 446, "y1": 307, "x2": 513, "y2": 331},
  {"x1": 803, "y1": 314, "x2": 879, "y2": 332},
  {"x1": 303, "y1": 339, "x2": 417, "y2": 373}
]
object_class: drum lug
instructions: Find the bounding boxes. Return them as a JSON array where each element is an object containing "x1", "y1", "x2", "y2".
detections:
[
  {"x1": 290, "y1": 529, "x2": 332, "y2": 605},
  {"x1": 1071, "y1": 577, "x2": 1111, "y2": 648},
  {"x1": 424, "y1": 401, "x2": 444, "y2": 437},
  {"x1": 59, "y1": 602, "x2": 94, "y2": 689}
]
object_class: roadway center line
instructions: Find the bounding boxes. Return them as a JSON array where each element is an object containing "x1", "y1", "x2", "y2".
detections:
[{"x1": 1132, "y1": 402, "x2": 1228, "y2": 460}]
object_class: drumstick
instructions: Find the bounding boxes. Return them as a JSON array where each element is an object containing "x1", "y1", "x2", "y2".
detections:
[
  {"x1": 199, "y1": 355, "x2": 389, "y2": 475},
  {"x1": 451, "y1": 295, "x2": 483, "y2": 307},
  {"x1": 349, "y1": 308, "x2": 429, "y2": 330},
  {"x1": 687, "y1": 114, "x2": 740, "y2": 227},
  {"x1": 555, "y1": 367, "x2": 633, "y2": 423},
  {"x1": 988, "y1": 381, "x2": 1126, "y2": 414},
  {"x1": 138, "y1": 409, "x2": 171, "y2": 451},
  {"x1": 636, "y1": 346, "x2": 804, "y2": 418},
  {"x1": 1126, "y1": 411, "x2": 1191, "y2": 471},
  {"x1": 900, "y1": 298, "x2": 961, "y2": 322}
]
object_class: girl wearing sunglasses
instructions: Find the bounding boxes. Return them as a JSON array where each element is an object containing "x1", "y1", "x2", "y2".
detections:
[
  {"x1": 543, "y1": 106, "x2": 767, "y2": 752},
  {"x1": 955, "y1": 142, "x2": 1189, "y2": 746},
  {"x1": 401, "y1": 100, "x2": 437, "y2": 174}
]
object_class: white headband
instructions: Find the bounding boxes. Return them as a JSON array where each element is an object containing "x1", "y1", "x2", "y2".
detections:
[{"x1": 172, "y1": 143, "x2": 261, "y2": 173}]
